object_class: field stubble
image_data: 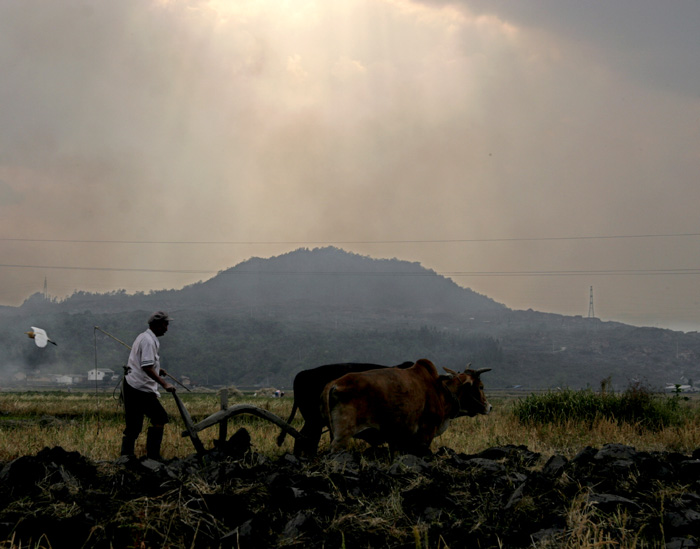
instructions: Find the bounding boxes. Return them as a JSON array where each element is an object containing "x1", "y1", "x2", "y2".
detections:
[
  {"x1": 1, "y1": 391, "x2": 698, "y2": 461},
  {"x1": 1, "y1": 390, "x2": 699, "y2": 548}
]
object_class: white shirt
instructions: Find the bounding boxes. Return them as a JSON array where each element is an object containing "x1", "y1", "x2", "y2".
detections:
[{"x1": 125, "y1": 329, "x2": 162, "y2": 395}]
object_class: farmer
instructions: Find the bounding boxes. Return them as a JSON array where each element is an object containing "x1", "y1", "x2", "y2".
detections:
[{"x1": 120, "y1": 311, "x2": 176, "y2": 460}]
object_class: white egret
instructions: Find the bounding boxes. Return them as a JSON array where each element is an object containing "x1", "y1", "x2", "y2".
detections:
[{"x1": 25, "y1": 326, "x2": 57, "y2": 347}]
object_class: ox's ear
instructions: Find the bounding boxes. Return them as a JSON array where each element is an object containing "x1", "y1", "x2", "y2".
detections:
[{"x1": 443, "y1": 367, "x2": 458, "y2": 376}]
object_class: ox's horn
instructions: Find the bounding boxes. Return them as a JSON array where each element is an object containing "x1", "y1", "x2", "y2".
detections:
[{"x1": 472, "y1": 368, "x2": 491, "y2": 375}]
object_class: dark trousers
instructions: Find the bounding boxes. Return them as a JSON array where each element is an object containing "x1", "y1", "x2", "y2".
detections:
[{"x1": 122, "y1": 379, "x2": 169, "y2": 441}]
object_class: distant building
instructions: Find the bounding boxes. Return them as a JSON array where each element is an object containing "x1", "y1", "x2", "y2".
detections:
[
  {"x1": 665, "y1": 384, "x2": 697, "y2": 393},
  {"x1": 54, "y1": 375, "x2": 74, "y2": 385},
  {"x1": 87, "y1": 368, "x2": 115, "y2": 382},
  {"x1": 28, "y1": 375, "x2": 53, "y2": 384}
]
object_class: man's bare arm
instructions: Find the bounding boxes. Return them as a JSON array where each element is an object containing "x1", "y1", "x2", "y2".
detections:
[{"x1": 143, "y1": 365, "x2": 176, "y2": 392}]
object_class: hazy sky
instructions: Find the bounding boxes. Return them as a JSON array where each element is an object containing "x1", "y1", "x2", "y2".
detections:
[{"x1": 1, "y1": 0, "x2": 699, "y2": 330}]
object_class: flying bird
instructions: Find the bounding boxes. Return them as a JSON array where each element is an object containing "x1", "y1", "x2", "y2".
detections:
[{"x1": 25, "y1": 327, "x2": 57, "y2": 347}]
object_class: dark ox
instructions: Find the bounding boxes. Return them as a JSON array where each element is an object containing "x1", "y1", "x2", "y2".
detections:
[
  {"x1": 322, "y1": 359, "x2": 491, "y2": 455},
  {"x1": 277, "y1": 361, "x2": 413, "y2": 456}
]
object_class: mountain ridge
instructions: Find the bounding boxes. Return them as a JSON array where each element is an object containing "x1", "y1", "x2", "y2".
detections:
[{"x1": 1, "y1": 247, "x2": 699, "y2": 390}]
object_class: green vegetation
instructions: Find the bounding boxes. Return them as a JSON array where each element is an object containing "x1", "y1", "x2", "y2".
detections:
[
  {"x1": 511, "y1": 381, "x2": 694, "y2": 430},
  {"x1": 0, "y1": 307, "x2": 505, "y2": 388}
]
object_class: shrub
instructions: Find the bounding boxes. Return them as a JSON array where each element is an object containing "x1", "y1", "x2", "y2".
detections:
[{"x1": 512, "y1": 382, "x2": 688, "y2": 430}]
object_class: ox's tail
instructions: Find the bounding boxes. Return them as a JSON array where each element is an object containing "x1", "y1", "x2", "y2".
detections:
[
  {"x1": 322, "y1": 384, "x2": 339, "y2": 444},
  {"x1": 276, "y1": 400, "x2": 299, "y2": 447}
]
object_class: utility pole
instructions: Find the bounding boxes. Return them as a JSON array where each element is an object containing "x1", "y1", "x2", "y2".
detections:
[
  {"x1": 43, "y1": 277, "x2": 48, "y2": 300},
  {"x1": 588, "y1": 286, "x2": 595, "y2": 319}
]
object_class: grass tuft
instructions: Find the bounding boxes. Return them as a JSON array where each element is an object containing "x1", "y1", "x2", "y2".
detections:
[{"x1": 511, "y1": 382, "x2": 692, "y2": 431}]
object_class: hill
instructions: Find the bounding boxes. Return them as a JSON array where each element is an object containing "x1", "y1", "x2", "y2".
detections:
[
  {"x1": 190, "y1": 247, "x2": 502, "y2": 315},
  {"x1": 1, "y1": 247, "x2": 700, "y2": 390}
]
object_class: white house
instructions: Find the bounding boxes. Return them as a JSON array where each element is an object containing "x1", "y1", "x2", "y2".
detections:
[
  {"x1": 54, "y1": 375, "x2": 74, "y2": 385},
  {"x1": 87, "y1": 368, "x2": 115, "y2": 382}
]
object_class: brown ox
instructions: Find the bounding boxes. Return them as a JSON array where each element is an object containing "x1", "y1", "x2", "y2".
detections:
[
  {"x1": 276, "y1": 361, "x2": 413, "y2": 457},
  {"x1": 322, "y1": 359, "x2": 491, "y2": 455}
]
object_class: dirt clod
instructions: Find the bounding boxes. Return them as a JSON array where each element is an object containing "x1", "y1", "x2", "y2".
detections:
[{"x1": 0, "y1": 439, "x2": 699, "y2": 547}]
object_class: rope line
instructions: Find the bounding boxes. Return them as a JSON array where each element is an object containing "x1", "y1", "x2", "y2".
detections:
[
  {"x1": 5, "y1": 264, "x2": 700, "y2": 277},
  {"x1": 2, "y1": 231, "x2": 700, "y2": 245}
]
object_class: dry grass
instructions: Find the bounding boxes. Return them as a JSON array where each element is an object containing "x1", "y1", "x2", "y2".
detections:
[
  {"x1": 1, "y1": 391, "x2": 699, "y2": 461},
  {"x1": 1, "y1": 390, "x2": 698, "y2": 548},
  {"x1": 436, "y1": 396, "x2": 700, "y2": 459},
  {"x1": 0, "y1": 391, "x2": 288, "y2": 460}
]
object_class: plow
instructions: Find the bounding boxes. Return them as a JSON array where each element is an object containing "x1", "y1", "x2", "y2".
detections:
[
  {"x1": 94, "y1": 326, "x2": 302, "y2": 457},
  {"x1": 172, "y1": 389, "x2": 303, "y2": 456}
]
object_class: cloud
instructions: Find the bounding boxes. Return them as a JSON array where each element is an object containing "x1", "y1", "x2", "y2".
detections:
[
  {"x1": 331, "y1": 56, "x2": 367, "y2": 81},
  {"x1": 0, "y1": 0, "x2": 699, "y2": 330},
  {"x1": 0, "y1": 180, "x2": 23, "y2": 207},
  {"x1": 420, "y1": 0, "x2": 700, "y2": 95}
]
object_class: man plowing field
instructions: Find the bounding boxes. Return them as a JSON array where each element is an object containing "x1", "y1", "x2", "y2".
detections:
[{"x1": 120, "y1": 311, "x2": 176, "y2": 461}]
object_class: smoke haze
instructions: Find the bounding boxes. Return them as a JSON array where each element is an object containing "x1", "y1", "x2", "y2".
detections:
[{"x1": 1, "y1": 0, "x2": 699, "y2": 330}]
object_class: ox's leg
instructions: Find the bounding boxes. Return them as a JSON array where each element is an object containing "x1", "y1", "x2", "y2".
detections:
[
  {"x1": 324, "y1": 385, "x2": 361, "y2": 452},
  {"x1": 327, "y1": 407, "x2": 359, "y2": 452},
  {"x1": 294, "y1": 421, "x2": 324, "y2": 457},
  {"x1": 276, "y1": 401, "x2": 298, "y2": 447}
]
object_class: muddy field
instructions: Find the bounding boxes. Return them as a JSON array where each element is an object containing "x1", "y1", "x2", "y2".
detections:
[{"x1": 1, "y1": 429, "x2": 699, "y2": 548}]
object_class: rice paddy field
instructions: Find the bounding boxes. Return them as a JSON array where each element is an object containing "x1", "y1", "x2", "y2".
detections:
[
  {"x1": 0, "y1": 387, "x2": 699, "y2": 548},
  {"x1": 0, "y1": 387, "x2": 698, "y2": 462}
]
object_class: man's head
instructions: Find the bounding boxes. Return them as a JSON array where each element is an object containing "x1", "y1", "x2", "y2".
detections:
[{"x1": 148, "y1": 311, "x2": 171, "y2": 336}]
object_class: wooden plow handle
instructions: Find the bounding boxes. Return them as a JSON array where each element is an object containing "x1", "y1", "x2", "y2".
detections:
[
  {"x1": 171, "y1": 391, "x2": 206, "y2": 456},
  {"x1": 174, "y1": 396, "x2": 305, "y2": 456}
]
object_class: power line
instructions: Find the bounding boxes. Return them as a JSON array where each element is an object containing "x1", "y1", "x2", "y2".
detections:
[
  {"x1": 3, "y1": 263, "x2": 700, "y2": 277},
  {"x1": 0, "y1": 264, "x2": 210, "y2": 274},
  {"x1": 2, "y1": 231, "x2": 700, "y2": 245}
]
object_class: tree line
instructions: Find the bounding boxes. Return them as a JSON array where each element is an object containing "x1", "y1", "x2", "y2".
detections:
[{"x1": 0, "y1": 307, "x2": 503, "y2": 388}]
